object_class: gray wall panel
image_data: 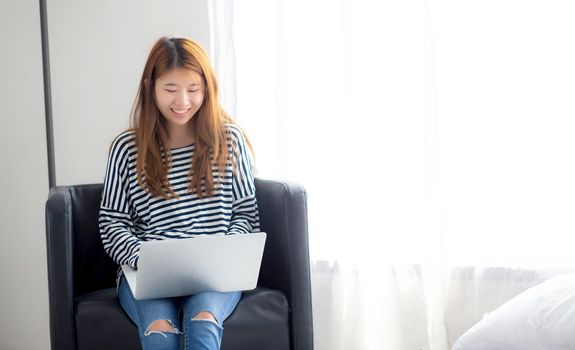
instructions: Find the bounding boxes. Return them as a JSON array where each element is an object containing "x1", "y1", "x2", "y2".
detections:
[
  {"x1": 0, "y1": 0, "x2": 51, "y2": 349},
  {"x1": 48, "y1": 0, "x2": 210, "y2": 186}
]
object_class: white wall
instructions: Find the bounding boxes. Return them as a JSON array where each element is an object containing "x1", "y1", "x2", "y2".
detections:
[
  {"x1": 0, "y1": 1, "x2": 50, "y2": 349},
  {"x1": 0, "y1": 1, "x2": 210, "y2": 348},
  {"x1": 48, "y1": 0, "x2": 211, "y2": 186}
]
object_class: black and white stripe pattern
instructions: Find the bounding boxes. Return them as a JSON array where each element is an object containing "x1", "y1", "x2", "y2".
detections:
[{"x1": 99, "y1": 124, "x2": 260, "y2": 270}]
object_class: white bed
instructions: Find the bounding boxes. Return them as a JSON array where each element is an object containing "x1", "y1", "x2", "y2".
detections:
[{"x1": 452, "y1": 272, "x2": 575, "y2": 349}]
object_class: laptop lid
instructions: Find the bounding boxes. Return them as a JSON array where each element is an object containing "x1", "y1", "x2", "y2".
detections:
[{"x1": 122, "y1": 232, "x2": 267, "y2": 300}]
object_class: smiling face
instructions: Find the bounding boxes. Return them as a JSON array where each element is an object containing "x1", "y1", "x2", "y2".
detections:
[{"x1": 154, "y1": 68, "x2": 205, "y2": 133}]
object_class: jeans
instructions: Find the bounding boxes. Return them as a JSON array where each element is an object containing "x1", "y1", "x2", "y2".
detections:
[{"x1": 118, "y1": 275, "x2": 241, "y2": 350}]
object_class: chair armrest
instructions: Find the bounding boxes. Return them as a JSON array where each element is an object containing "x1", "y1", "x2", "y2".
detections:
[
  {"x1": 255, "y1": 178, "x2": 314, "y2": 350},
  {"x1": 46, "y1": 186, "x2": 77, "y2": 350}
]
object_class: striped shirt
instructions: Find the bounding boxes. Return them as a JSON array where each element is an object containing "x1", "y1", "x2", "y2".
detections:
[{"x1": 99, "y1": 124, "x2": 260, "y2": 273}]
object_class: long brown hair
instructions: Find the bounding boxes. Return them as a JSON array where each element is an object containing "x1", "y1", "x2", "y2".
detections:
[{"x1": 129, "y1": 37, "x2": 253, "y2": 199}]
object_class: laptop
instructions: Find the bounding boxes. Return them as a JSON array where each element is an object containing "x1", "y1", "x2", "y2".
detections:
[{"x1": 121, "y1": 232, "x2": 267, "y2": 300}]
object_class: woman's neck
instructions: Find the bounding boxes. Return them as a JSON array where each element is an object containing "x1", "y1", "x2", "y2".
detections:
[{"x1": 165, "y1": 124, "x2": 195, "y2": 149}]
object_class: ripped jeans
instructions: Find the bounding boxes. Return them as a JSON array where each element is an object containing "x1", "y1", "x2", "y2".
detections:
[{"x1": 118, "y1": 275, "x2": 241, "y2": 350}]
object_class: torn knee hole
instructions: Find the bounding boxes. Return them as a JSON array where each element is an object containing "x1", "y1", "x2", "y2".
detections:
[
  {"x1": 144, "y1": 319, "x2": 180, "y2": 337},
  {"x1": 192, "y1": 311, "x2": 218, "y2": 324}
]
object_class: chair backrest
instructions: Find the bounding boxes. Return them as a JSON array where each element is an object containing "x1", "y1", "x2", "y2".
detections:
[
  {"x1": 46, "y1": 184, "x2": 116, "y2": 298},
  {"x1": 46, "y1": 178, "x2": 311, "y2": 299},
  {"x1": 255, "y1": 179, "x2": 310, "y2": 302},
  {"x1": 68, "y1": 185, "x2": 117, "y2": 295}
]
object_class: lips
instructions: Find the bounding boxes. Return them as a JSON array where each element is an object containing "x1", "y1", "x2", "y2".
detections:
[{"x1": 171, "y1": 107, "x2": 191, "y2": 115}]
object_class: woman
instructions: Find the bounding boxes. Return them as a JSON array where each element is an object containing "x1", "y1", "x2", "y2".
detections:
[{"x1": 99, "y1": 37, "x2": 260, "y2": 350}]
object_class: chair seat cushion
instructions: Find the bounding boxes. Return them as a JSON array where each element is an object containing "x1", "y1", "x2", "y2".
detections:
[{"x1": 75, "y1": 287, "x2": 290, "y2": 350}]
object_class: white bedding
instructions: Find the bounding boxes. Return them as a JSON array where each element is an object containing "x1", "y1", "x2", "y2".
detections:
[{"x1": 452, "y1": 273, "x2": 575, "y2": 350}]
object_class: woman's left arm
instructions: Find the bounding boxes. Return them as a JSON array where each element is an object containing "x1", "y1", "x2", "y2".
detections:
[{"x1": 227, "y1": 128, "x2": 260, "y2": 234}]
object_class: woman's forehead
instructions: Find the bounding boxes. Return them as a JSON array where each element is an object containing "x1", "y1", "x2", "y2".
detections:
[{"x1": 158, "y1": 68, "x2": 203, "y2": 84}]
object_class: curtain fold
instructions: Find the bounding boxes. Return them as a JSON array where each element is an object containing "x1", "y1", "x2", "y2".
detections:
[
  {"x1": 207, "y1": 0, "x2": 237, "y2": 118},
  {"x1": 212, "y1": 1, "x2": 575, "y2": 349}
]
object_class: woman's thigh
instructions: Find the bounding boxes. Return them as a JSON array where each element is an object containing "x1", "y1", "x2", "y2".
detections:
[
  {"x1": 181, "y1": 291, "x2": 242, "y2": 326},
  {"x1": 118, "y1": 275, "x2": 182, "y2": 334}
]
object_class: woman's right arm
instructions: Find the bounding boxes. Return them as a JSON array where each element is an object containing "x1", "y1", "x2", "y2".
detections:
[{"x1": 99, "y1": 135, "x2": 141, "y2": 269}]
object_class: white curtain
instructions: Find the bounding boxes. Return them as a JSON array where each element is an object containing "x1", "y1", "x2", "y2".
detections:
[
  {"x1": 210, "y1": 1, "x2": 575, "y2": 349},
  {"x1": 207, "y1": 0, "x2": 237, "y2": 118}
]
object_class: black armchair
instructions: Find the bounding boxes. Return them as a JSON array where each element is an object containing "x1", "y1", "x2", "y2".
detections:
[{"x1": 45, "y1": 178, "x2": 313, "y2": 350}]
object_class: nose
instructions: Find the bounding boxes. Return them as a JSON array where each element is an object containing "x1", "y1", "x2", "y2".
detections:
[{"x1": 175, "y1": 90, "x2": 191, "y2": 106}]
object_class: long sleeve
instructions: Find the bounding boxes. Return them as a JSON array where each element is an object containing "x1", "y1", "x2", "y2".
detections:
[
  {"x1": 227, "y1": 127, "x2": 260, "y2": 234},
  {"x1": 99, "y1": 135, "x2": 141, "y2": 268}
]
